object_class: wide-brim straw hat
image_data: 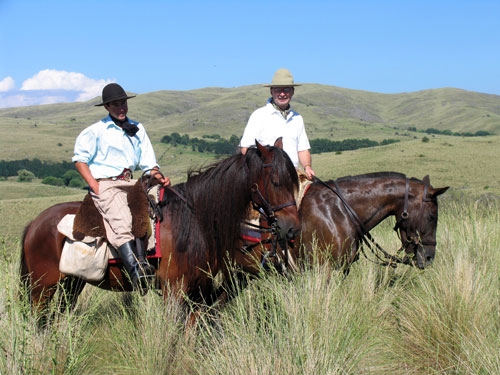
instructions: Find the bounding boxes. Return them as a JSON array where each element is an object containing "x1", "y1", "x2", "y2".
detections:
[
  {"x1": 95, "y1": 83, "x2": 136, "y2": 106},
  {"x1": 263, "y1": 68, "x2": 301, "y2": 87}
]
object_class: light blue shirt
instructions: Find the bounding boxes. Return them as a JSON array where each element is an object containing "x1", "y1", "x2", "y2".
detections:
[
  {"x1": 72, "y1": 115, "x2": 159, "y2": 179},
  {"x1": 239, "y1": 99, "x2": 311, "y2": 167}
]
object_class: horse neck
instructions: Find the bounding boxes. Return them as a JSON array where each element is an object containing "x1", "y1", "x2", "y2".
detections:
[{"x1": 339, "y1": 177, "x2": 408, "y2": 231}]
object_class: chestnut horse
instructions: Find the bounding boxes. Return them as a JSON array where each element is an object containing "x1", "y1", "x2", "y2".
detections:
[
  {"x1": 20, "y1": 139, "x2": 300, "y2": 319},
  {"x1": 296, "y1": 172, "x2": 449, "y2": 272}
]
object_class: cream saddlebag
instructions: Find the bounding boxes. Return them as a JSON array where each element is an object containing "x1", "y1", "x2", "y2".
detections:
[{"x1": 57, "y1": 214, "x2": 115, "y2": 282}]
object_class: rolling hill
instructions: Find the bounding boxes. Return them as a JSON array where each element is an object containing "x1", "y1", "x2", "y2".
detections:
[
  {"x1": 0, "y1": 84, "x2": 499, "y2": 163},
  {"x1": 0, "y1": 84, "x2": 499, "y2": 197}
]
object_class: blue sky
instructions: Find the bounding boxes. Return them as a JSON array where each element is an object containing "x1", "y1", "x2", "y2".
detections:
[{"x1": 1, "y1": 0, "x2": 499, "y2": 108}]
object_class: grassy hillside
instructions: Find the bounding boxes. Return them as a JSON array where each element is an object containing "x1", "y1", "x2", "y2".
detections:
[{"x1": 0, "y1": 84, "x2": 499, "y2": 162}]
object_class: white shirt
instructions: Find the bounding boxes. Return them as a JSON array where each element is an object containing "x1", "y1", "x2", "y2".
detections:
[{"x1": 239, "y1": 99, "x2": 311, "y2": 167}]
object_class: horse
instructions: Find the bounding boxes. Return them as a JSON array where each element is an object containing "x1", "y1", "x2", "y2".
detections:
[
  {"x1": 20, "y1": 139, "x2": 300, "y2": 321},
  {"x1": 295, "y1": 172, "x2": 449, "y2": 272}
]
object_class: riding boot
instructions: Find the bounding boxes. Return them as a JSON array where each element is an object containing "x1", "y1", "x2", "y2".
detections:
[{"x1": 116, "y1": 240, "x2": 150, "y2": 296}]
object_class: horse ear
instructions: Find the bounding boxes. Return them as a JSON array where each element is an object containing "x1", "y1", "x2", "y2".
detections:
[
  {"x1": 256, "y1": 139, "x2": 269, "y2": 157},
  {"x1": 422, "y1": 175, "x2": 430, "y2": 185},
  {"x1": 432, "y1": 186, "x2": 449, "y2": 197},
  {"x1": 274, "y1": 137, "x2": 284, "y2": 149}
]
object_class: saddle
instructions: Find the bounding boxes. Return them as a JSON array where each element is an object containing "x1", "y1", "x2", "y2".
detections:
[{"x1": 72, "y1": 180, "x2": 152, "y2": 241}]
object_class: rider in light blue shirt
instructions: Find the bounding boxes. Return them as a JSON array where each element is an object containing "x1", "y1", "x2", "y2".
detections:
[{"x1": 72, "y1": 83, "x2": 170, "y2": 295}]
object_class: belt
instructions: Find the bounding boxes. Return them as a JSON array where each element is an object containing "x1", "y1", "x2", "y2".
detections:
[{"x1": 97, "y1": 169, "x2": 133, "y2": 182}]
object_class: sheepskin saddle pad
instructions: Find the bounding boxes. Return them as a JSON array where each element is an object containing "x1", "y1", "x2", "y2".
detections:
[{"x1": 72, "y1": 180, "x2": 151, "y2": 241}]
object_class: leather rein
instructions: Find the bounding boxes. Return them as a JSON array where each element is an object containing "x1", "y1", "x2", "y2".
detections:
[{"x1": 313, "y1": 176, "x2": 431, "y2": 268}]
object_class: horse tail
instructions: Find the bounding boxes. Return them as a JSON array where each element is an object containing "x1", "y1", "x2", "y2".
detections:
[{"x1": 19, "y1": 221, "x2": 33, "y2": 302}]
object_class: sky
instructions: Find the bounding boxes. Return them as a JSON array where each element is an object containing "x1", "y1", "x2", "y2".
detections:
[{"x1": 1, "y1": 0, "x2": 499, "y2": 108}]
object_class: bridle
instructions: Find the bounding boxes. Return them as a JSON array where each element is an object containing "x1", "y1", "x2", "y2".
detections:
[
  {"x1": 243, "y1": 162, "x2": 298, "y2": 271},
  {"x1": 314, "y1": 176, "x2": 432, "y2": 268},
  {"x1": 393, "y1": 178, "x2": 435, "y2": 265}
]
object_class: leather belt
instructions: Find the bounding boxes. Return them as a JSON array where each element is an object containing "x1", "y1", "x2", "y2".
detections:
[{"x1": 97, "y1": 169, "x2": 133, "y2": 182}]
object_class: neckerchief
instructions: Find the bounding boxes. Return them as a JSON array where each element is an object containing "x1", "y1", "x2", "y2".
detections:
[
  {"x1": 271, "y1": 99, "x2": 291, "y2": 120},
  {"x1": 110, "y1": 115, "x2": 139, "y2": 137}
]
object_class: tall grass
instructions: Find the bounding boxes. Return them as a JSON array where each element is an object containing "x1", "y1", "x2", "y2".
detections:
[{"x1": 1, "y1": 194, "x2": 499, "y2": 374}]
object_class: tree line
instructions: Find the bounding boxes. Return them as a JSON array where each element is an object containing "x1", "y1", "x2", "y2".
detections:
[
  {"x1": 160, "y1": 132, "x2": 400, "y2": 155},
  {"x1": 0, "y1": 128, "x2": 491, "y2": 184},
  {"x1": 412, "y1": 127, "x2": 492, "y2": 137}
]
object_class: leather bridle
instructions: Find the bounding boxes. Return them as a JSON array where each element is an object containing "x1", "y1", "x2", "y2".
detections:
[
  {"x1": 244, "y1": 162, "x2": 297, "y2": 271},
  {"x1": 393, "y1": 178, "x2": 435, "y2": 265},
  {"x1": 314, "y1": 176, "x2": 433, "y2": 268}
]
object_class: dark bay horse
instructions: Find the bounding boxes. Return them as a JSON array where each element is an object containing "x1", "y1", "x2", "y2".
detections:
[
  {"x1": 296, "y1": 172, "x2": 449, "y2": 271},
  {"x1": 20, "y1": 139, "x2": 300, "y2": 318}
]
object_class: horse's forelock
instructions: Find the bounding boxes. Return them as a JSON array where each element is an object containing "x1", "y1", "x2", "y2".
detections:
[{"x1": 247, "y1": 145, "x2": 299, "y2": 191}]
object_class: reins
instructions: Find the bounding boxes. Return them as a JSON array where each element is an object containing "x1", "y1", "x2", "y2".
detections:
[
  {"x1": 141, "y1": 169, "x2": 192, "y2": 223},
  {"x1": 312, "y1": 176, "x2": 413, "y2": 268}
]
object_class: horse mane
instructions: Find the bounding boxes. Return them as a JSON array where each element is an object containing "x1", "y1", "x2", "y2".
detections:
[{"x1": 162, "y1": 145, "x2": 298, "y2": 268}]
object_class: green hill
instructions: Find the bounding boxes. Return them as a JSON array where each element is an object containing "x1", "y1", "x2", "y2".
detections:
[
  {"x1": 0, "y1": 84, "x2": 498, "y2": 196},
  {"x1": 1, "y1": 84, "x2": 499, "y2": 161}
]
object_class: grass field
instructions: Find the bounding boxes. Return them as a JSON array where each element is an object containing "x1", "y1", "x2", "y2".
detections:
[{"x1": 1, "y1": 193, "x2": 499, "y2": 374}]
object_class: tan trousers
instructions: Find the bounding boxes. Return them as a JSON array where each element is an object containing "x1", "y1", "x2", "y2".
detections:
[{"x1": 90, "y1": 179, "x2": 136, "y2": 249}]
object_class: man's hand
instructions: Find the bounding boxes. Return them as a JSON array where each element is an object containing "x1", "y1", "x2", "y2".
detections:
[{"x1": 152, "y1": 169, "x2": 171, "y2": 187}]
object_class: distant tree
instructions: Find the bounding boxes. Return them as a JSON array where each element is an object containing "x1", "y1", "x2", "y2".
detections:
[
  {"x1": 17, "y1": 169, "x2": 35, "y2": 182},
  {"x1": 161, "y1": 135, "x2": 172, "y2": 144},
  {"x1": 68, "y1": 177, "x2": 86, "y2": 188},
  {"x1": 41, "y1": 176, "x2": 64, "y2": 186},
  {"x1": 229, "y1": 135, "x2": 240, "y2": 146},
  {"x1": 422, "y1": 136, "x2": 430, "y2": 143},
  {"x1": 62, "y1": 170, "x2": 81, "y2": 186},
  {"x1": 475, "y1": 130, "x2": 491, "y2": 136}
]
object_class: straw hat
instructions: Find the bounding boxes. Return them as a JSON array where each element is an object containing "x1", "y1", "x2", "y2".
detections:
[
  {"x1": 95, "y1": 83, "x2": 136, "y2": 106},
  {"x1": 264, "y1": 68, "x2": 301, "y2": 87}
]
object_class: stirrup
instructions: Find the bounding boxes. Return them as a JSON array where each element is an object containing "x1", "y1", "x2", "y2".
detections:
[
  {"x1": 138, "y1": 261, "x2": 156, "y2": 276},
  {"x1": 133, "y1": 262, "x2": 156, "y2": 296}
]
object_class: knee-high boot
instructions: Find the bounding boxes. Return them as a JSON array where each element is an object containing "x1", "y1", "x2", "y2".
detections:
[{"x1": 117, "y1": 240, "x2": 151, "y2": 296}]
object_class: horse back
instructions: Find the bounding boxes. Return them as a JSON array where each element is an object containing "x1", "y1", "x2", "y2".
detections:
[
  {"x1": 298, "y1": 182, "x2": 358, "y2": 262},
  {"x1": 22, "y1": 202, "x2": 82, "y2": 283}
]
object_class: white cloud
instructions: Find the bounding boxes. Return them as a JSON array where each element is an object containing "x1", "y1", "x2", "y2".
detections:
[
  {"x1": 0, "y1": 77, "x2": 15, "y2": 92},
  {"x1": 0, "y1": 69, "x2": 113, "y2": 108},
  {"x1": 21, "y1": 69, "x2": 112, "y2": 102}
]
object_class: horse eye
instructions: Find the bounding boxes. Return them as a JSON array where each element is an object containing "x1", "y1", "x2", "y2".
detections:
[{"x1": 271, "y1": 174, "x2": 281, "y2": 186}]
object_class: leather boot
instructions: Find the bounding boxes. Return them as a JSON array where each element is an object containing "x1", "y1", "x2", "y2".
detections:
[{"x1": 117, "y1": 240, "x2": 150, "y2": 296}]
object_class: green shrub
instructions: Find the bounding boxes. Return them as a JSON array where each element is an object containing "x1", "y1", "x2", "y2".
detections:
[{"x1": 41, "y1": 176, "x2": 64, "y2": 186}]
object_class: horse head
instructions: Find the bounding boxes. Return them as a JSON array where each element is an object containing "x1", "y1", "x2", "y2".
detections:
[
  {"x1": 394, "y1": 175, "x2": 449, "y2": 269},
  {"x1": 249, "y1": 138, "x2": 301, "y2": 243}
]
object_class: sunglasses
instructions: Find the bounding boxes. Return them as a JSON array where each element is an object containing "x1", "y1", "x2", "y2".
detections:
[{"x1": 271, "y1": 87, "x2": 293, "y2": 94}]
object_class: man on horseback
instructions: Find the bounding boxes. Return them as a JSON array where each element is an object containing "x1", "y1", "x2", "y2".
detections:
[
  {"x1": 72, "y1": 83, "x2": 171, "y2": 295},
  {"x1": 239, "y1": 68, "x2": 316, "y2": 180}
]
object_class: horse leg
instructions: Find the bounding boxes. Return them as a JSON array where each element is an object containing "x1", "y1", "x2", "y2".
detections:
[{"x1": 57, "y1": 276, "x2": 87, "y2": 313}]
